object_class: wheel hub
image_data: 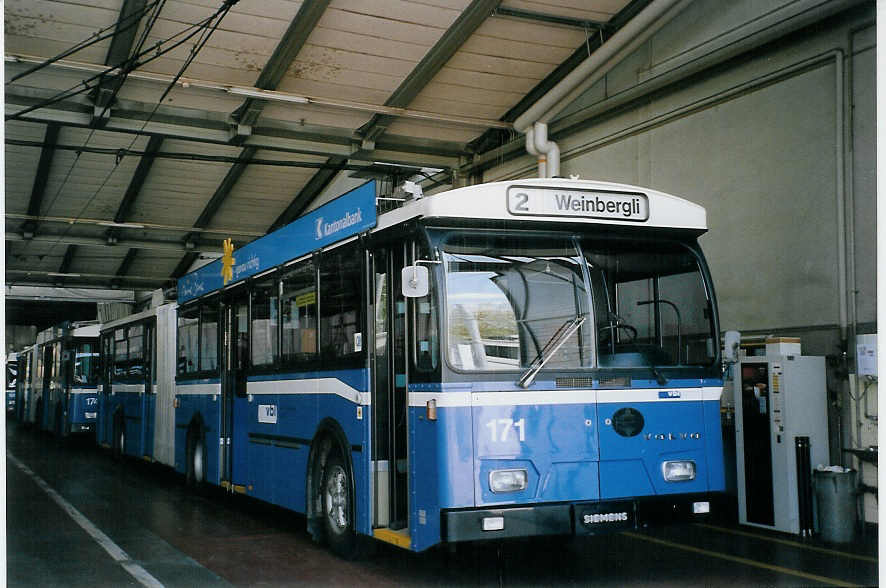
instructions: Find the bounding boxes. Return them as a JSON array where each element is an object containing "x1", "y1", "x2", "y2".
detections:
[{"x1": 324, "y1": 465, "x2": 348, "y2": 534}]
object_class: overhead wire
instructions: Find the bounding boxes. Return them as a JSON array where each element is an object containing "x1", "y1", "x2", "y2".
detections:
[
  {"x1": 5, "y1": 7, "x2": 226, "y2": 123},
  {"x1": 18, "y1": 0, "x2": 239, "y2": 274},
  {"x1": 6, "y1": 0, "x2": 164, "y2": 85}
]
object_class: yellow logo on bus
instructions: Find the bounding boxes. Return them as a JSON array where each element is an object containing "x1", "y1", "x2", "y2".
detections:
[{"x1": 221, "y1": 238, "x2": 235, "y2": 285}]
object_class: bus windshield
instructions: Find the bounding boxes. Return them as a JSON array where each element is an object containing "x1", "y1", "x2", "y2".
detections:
[
  {"x1": 74, "y1": 342, "x2": 99, "y2": 385},
  {"x1": 441, "y1": 232, "x2": 715, "y2": 372}
]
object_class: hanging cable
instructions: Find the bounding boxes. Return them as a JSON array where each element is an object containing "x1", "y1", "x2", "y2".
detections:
[
  {"x1": 28, "y1": 1, "x2": 238, "y2": 268},
  {"x1": 5, "y1": 7, "x2": 224, "y2": 123}
]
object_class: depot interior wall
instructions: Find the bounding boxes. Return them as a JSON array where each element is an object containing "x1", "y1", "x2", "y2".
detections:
[{"x1": 483, "y1": 1, "x2": 876, "y2": 353}]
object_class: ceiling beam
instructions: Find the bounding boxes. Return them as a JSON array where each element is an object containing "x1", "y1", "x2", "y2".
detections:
[
  {"x1": 92, "y1": 0, "x2": 147, "y2": 127},
  {"x1": 269, "y1": 156, "x2": 347, "y2": 232},
  {"x1": 5, "y1": 232, "x2": 219, "y2": 253},
  {"x1": 172, "y1": 252, "x2": 200, "y2": 279},
  {"x1": 21, "y1": 123, "x2": 60, "y2": 238},
  {"x1": 57, "y1": 245, "x2": 78, "y2": 274},
  {"x1": 232, "y1": 0, "x2": 332, "y2": 130},
  {"x1": 4, "y1": 92, "x2": 462, "y2": 169},
  {"x1": 112, "y1": 135, "x2": 164, "y2": 223},
  {"x1": 111, "y1": 248, "x2": 139, "y2": 287},
  {"x1": 171, "y1": 146, "x2": 256, "y2": 279},
  {"x1": 356, "y1": 0, "x2": 501, "y2": 147},
  {"x1": 493, "y1": 6, "x2": 609, "y2": 30},
  {"x1": 191, "y1": 146, "x2": 256, "y2": 231}
]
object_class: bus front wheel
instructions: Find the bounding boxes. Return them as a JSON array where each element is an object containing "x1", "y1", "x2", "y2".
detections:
[
  {"x1": 112, "y1": 415, "x2": 125, "y2": 460},
  {"x1": 186, "y1": 428, "x2": 206, "y2": 487},
  {"x1": 321, "y1": 452, "x2": 357, "y2": 558}
]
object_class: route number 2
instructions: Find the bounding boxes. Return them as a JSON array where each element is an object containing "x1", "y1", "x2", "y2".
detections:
[{"x1": 486, "y1": 418, "x2": 526, "y2": 443}]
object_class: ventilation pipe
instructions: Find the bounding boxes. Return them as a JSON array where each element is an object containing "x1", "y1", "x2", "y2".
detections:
[
  {"x1": 526, "y1": 122, "x2": 559, "y2": 178},
  {"x1": 516, "y1": 0, "x2": 691, "y2": 172}
]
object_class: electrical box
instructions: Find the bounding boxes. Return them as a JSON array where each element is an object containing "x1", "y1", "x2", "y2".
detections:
[
  {"x1": 856, "y1": 333, "x2": 877, "y2": 377},
  {"x1": 734, "y1": 355, "x2": 828, "y2": 534}
]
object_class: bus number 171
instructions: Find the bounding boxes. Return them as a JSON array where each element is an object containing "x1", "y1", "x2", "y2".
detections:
[{"x1": 486, "y1": 418, "x2": 526, "y2": 443}]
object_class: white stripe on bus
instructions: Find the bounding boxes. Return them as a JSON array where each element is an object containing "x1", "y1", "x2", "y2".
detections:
[
  {"x1": 110, "y1": 384, "x2": 145, "y2": 394},
  {"x1": 408, "y1": 387, "x2": 722, "y2": 408},
  {"x1": 174, "y1": 379, "x2": 370, "y2": 405}
]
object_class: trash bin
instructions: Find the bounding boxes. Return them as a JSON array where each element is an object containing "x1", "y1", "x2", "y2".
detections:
[{"x1": 814, "y1": 467, "x2": 858, "y2": 543}]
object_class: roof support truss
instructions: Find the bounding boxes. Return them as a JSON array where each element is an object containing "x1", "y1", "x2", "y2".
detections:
[
  {"x1": 232, "y1": 0, "x2": 331, "y2": 130},
  {"x1": 21, "y1": 123, "x2": 61, "y2": 238},
  {"x1": 92, "y1": 0, "x2": 147, "y2": 127}
]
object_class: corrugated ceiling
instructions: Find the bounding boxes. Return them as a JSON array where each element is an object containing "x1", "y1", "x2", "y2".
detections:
[{"x1": 5, "y1": 0, "x2": 642, "y2": 295}]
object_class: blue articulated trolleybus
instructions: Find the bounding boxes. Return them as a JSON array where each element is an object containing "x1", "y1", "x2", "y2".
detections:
[
  {"x1": 29, "y1": 322, "x2": 101, "y2": 437},
  {"x1": 98, "y1": 303, "x2": 177, "y2": 465},
  {"x1": 175, "y1": 178, "x2": 725, "y2": 555}
]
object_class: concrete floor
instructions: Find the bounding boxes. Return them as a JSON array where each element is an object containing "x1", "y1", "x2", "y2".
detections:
[{"x1": 6, "y1": 419, "x2": 879, "y2": 587}]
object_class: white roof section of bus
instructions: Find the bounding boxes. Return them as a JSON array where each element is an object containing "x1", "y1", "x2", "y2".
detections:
[
  {"x1": 71, "y1": 324, "x2": 100, "y2": 338},
  {"x1": 376, "y1": 178, "x2": 707, "y2": 233},
  {"x1": 101, "y1": 302, "x2": 175, "y2": 332}
]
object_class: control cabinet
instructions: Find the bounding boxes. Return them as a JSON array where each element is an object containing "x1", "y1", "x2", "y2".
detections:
[{"x1": 734, "y1": 355, "x2": 828, "y2": 534}]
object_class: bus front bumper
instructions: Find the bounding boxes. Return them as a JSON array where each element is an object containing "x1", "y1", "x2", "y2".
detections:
[{"x1": 442, "y1": 493, "x2": 719, "y2": 543}]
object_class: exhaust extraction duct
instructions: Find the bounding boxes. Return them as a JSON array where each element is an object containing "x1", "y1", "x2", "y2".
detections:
[{"x1": 516, "y1": 0, "x2": 692, "y2": 178}]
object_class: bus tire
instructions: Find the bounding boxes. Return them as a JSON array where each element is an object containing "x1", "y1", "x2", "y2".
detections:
[
  {"x1": 54, "y1": 403, "x2": 65, "y2": 438},
  {"x1": 321, "y1": 452, "x2": 357, "y2": 558},
  {"x1": 186, "y1": 427, "x2": 206, "y2": 488},
  {"x1": 112, "y1": 413, "x2": 125, "y2": 460}
]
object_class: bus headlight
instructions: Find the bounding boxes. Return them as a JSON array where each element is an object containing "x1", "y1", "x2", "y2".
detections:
[
  {"x1": 662, "y1": 460, "x2": 696, "y2": 482},
  {"x1": 489, "y1": 469, "x2": 528, "y2": 493}
]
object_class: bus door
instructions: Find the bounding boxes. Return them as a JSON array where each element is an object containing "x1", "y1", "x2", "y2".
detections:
[
  {"x1": 221, "y1": 290, "x2": 250, "y2": 491},
  {"x1": 40, "y1": 344, "x2": 54, "y2": 429},
  {"x1": 371, "y1": 245, "x2": 409, "y2": 531}
]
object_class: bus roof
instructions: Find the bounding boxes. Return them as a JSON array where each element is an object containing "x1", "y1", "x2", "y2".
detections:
[
  {"x1": 377, "y1": 178, "x2": 707, "y2": 233},
  {"x1": 100, "y1": 302, "x2": 175, "y2": 333},
  {"x1": 177, "y1": 178, "x2": 707, "y2": 304}
]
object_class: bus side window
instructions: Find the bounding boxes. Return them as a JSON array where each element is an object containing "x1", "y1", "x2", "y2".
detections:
[
  {"x1": 177, "y1": 307, "x2": 199, "y2": 375},
  {"x1": 319, "y1": 245, "x2": 363, "y2": 365},
  {"x1": 128, "y1": 324, "x2": 144, "y2": 377},
  {"x1": 251, "y1": 277, "x2": 279, "y2": 369},
  {"x1": 114, "y1": 328, "x2": 127, "y2": 378},
  {"x1": 281, "y1": 260, "x2": 317, "y2": 366},
  {"x1": 200, "y1": 301, "x2": 219, "y2": 372}
]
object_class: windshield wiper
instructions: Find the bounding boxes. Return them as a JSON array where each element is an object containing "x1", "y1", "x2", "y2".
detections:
[{"x1": 517, "y1": 315, "x2": 586, "y2": 389}]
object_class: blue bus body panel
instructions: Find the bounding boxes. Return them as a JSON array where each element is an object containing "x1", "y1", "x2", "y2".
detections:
[
  {"x1": 67, "y1": 387, "x2": 98, "y2": 430},
  {"x1": 409, "y1": 405, "x2": 476, "y2": 551},
  {"x1": 174, "y1": 381, "x2": 222, "y2": 482},
  {"x1": 472, "y1": 402, "x2": 600, "y2": 506},
  {"x1": 406, "y1": 379, "x2": 724, "y2": 551},
  {"x1": 703, "y1": 399, "x2": 727, "y2": 491},
  {"x1": 175, "y1": 371, "x2": 371, "y2": 535}
]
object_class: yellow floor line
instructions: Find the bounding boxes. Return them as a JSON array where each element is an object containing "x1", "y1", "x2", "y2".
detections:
[
  {"x1": 695, "y1": 523, "x2": 878, "y2": 563},
  {"x1": 622, "y1": 531, "x2": 860, "y2": 588}
]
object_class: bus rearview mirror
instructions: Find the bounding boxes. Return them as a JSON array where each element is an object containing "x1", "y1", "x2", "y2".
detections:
[{"x1": 402, "y1": 265, "x2": 429, "y2": 298}]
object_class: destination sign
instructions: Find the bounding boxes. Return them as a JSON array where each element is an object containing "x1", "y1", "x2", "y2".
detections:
[{"x1": 506, "y1": 186, "x2": 649, "y2": 222}]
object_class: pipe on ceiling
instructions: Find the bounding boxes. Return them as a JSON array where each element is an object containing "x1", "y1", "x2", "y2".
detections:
[{"x1": 514, "y1": 0, "x2": 691, "y2": 176}]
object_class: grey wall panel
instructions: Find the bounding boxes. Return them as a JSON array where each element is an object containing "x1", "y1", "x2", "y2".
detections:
[{"x1": 483, "y1": 3, "x2": 875, "y2": 337}]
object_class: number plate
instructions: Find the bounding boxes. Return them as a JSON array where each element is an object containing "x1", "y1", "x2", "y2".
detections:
[
  {"x1": 575, "y1": 501, "x2": 634, "y2": 535},
  {"x1": 507, "y1": 186, "x2": 649, "y2": 221}
]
